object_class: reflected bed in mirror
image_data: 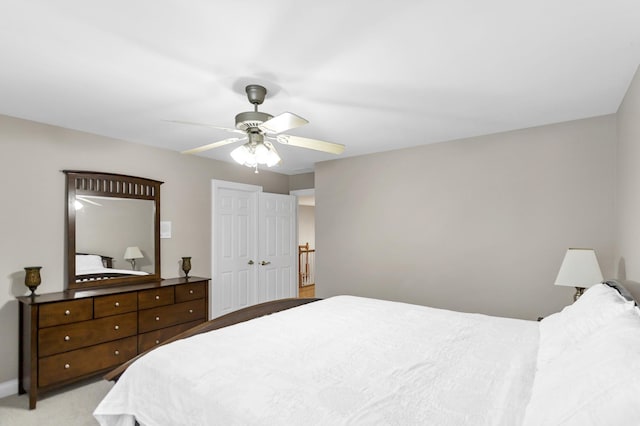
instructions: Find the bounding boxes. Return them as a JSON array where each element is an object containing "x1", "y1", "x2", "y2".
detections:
[
  {"x1": 65, "y1": 171, "x2": 163, "y2": 290},
  {"x1": 75, "y1": 253, "x2": 149, "y2": 283}
]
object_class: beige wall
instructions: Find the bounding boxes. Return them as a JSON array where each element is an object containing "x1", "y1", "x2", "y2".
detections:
[
  {"x1": 289, "y1": 172, "x2": 314, "y2": 191},
  {"x1": 315, "y1": 115, "x2": 617, "y2": 320},
  {"x1": 298, "y1": 205, "x2": 315, "y2": 249},
  {"x1": 616, "y1": 66, "x2": 640, "y2": 287},
  {"x1": 0, "y1": 114, "x2": 290, "y2": 383}
]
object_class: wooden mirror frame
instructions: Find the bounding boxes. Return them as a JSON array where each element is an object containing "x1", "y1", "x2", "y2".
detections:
[{"x1": 65, "y1": 171, "x2": 163, "y2": 290}]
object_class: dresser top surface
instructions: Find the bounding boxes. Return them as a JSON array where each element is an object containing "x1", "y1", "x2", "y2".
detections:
[{"x1": 17, "y1": 277, "x2": 209, "y2": 305}]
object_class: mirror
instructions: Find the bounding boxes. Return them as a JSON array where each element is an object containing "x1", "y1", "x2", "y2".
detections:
[{"x1": 65, "y1": 171, "x2": 162, "y2": 290}]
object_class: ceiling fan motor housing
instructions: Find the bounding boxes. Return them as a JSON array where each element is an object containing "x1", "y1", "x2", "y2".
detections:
[{"x1": 235, "y1": 111, "x2": 273, "y2": 131}]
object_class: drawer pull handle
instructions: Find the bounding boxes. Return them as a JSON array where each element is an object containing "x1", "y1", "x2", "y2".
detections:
[
  {"x1": 64, "y1": 363, "x2": 70, "y2": 369},
  {"x1": 64, "y1": 310, "x2": 71, "y2": 316},
  {"x1": 114, "y1": 302, "x2": 120, "y2": 307},
  {"x1": 114, "y1": 325, "x2": 120, "y2": 330},
  {"x1": 114, "y1": 350, "x2": 120, "y2": 356},
  {"x1": 155, "y1": 339, "x2": 160, "y2": 344},
  {"x1": 155, "y1": 316, "x2": 160, "y2": 321},
  {"x1": 64, "y1": 335, "x2": 70, "y2": 341},
  {"x1": 189, "y1": 289, "x2": 194, "y2": 294},
  {"x1": 189, "y1": 309, "x2": 194, "y2": 314},
  {"x1": 155, "y1": 295, "x2": 160, "y2": 300}
]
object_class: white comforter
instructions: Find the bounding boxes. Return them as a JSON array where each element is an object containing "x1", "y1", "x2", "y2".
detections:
[
  {"x1": 77, "y1": 268, "x2": 149, "y2": 277},
  {"x1": 94, "y1": 296, "x2": 539, "y2": 426}
]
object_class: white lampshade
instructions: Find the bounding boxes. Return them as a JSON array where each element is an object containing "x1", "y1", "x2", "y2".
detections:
[
  {"x1": 230, "y1": 144, "x2": 251, "y2": 165},
  {"x1": 123, "y1": 246, "x2": 143, "y2": 260},
  {"x1": 254, "y1": 143, "x2": 270, "y2": 164},
  {"x1": 264, "y1": 142, "x2": 281, "y2": 167},
  {"x1": 554, "y1": 248, "x2": 603, "y2": 288}
]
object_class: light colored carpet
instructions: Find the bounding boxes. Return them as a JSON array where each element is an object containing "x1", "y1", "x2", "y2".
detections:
[{"x1": 0, "y1": 378, "x2": 113, "y2": 425}]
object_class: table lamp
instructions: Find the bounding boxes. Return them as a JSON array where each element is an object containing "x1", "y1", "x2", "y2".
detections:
[
  {"x1": 124, "y1": 246, "x2": 144, "y2": 270},
  {"x1": 554, "y1": 248, "x2": 603, "y2": 301}
]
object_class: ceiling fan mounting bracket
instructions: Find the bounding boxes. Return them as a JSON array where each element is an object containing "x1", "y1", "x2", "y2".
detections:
[{"x1": 245, "y1": 84, "x2": 267, "y2": 106}]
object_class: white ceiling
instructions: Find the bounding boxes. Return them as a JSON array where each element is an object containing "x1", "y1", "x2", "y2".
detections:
[{"x1": 1, "y1": 1, "x2": 639, "y2": 175}]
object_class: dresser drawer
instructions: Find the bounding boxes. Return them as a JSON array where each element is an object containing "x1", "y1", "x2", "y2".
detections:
[
  {"x1": 38, "y1": 312, "x2": 137, "y2": 357},
  {"x1": 39, "y1": 299, "x2": 93, "y2": 328},
  {"x1": 138, "y1": 299, "x2": 206, "y2": 333},
  {"x1": 38, "y1": 336, "x2": 137, "y2": 387},
  {"x1": 175, "y1": 281, "x2": 206, "y2": 303},
  {"x1": 94, "y1": 292, "x2": 137, "y2": 318},
  {"x1": 138, "y1": 286, "x2": 174, "y2": 310},
  {"x1": 138, "y1": 320, "x2": 203, "y2": 353}
]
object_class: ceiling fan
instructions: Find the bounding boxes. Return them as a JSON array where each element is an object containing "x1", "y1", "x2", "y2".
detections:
[{"x1": 174, "y1": 84, "x2": 345, "y2": 172}]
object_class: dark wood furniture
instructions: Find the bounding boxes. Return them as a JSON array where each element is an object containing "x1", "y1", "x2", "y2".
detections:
[
  {"x1": 105, "y1": 297, "x2": 320, "y2": 382},
  {"x1": 65, "y1": 171, "x2": 162, "y2": 289},
  {"x1": 16, "y1": 171, "x2": 212, "y2": 409},
  {"x1": 18, "y1": 276, "x2": 209, "y2": 409}
]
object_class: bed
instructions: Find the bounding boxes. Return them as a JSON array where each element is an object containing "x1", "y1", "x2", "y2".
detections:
[
  {"x1": 75, "y1": 254, "x2": 149, "y2": 282},
  {"x1": 94, "y1": 282, "x2": 640, "y2": 425}
]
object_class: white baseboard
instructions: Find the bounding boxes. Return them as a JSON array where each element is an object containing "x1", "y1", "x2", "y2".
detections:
[{"x1": 0, "y1": 379, "x2": 18, "y2": 399}]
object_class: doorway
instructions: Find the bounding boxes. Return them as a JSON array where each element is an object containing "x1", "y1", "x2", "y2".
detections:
[{"x1": 290, "y1": 189, "x2": 315, "y2": 298}]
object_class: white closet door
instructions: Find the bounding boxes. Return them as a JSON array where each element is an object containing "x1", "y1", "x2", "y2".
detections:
[
  {"x1": 212, "y1": 181, "x2": 297, "y2": 319},
  {"x1": 211, "y1": 182, "x2": 259, "y2": 319},
  {"x1": 257, "y1": 193, "x2": 298, "y2": 302}
]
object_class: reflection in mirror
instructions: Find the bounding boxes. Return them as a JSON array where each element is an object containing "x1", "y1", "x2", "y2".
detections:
[
  {"x1": 65, "y1": 171, "x2": 162, "y2": 290},
  {"x1": 75, "y1": 196, "x2": 155, "y2": 281}
]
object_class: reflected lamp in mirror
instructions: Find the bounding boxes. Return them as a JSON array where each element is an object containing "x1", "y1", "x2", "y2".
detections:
[
  {"x1": 554, "y1": 248, "x2": 603, "y2": 301},
  {"x1": 124, "y1": 246, "x2": 144, "y2": 271}
]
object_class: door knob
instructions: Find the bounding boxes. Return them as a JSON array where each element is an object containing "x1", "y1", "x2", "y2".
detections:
[
  {"x1": 260, "y1": 261, "x2": 271, "y2": 266},
  {"x1": 248, "y1": 260, "x2": 254, "y2": 265}
]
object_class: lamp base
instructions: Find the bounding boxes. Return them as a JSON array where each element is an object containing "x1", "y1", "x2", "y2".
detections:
[{"x1": 574, "y1": 287, "x2": 586, "y2": 301}]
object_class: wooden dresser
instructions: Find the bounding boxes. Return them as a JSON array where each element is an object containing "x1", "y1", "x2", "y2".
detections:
[{"x1": 18, "y1": 277, "x2": 209, "y2": 409}]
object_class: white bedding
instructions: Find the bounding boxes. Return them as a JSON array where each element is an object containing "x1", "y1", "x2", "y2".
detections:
[
  {"x1": 94, "y1": 296, "x2": 539, "y2": 426},
  {"x1": 75, "y1": 254, "x2": 149, "y2": 278},
  {"x1": 76, "y1": 267, "x2": 149, "y2": 277}
]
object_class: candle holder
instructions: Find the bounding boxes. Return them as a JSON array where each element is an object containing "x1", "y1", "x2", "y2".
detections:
[
  {"x1": 24, "y1": 266, "x2": 42, "y2": 296},
  {"x1": 181, "y1": 257, "x2": 192, "y2": 279}
]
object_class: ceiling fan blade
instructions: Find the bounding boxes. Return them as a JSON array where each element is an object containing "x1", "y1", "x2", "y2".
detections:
[
  {"x1": 259, "y1": 112, "x2": 308, "y2": 135},
  {"x1": 164, "y1": 119, "x2": 245, "y2": 135},
  {"x1": 182, "y1": 137, "x2": 246, "y2": 155},
  {"x1": 275, "y1": 135, "x2": 345, "y2": 155}
]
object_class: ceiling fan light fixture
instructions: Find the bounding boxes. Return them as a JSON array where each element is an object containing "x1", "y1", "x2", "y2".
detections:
[
  {"x1": 254, "y1": 143, "x2": 270, "y2": 164},
  {"x1": 262, "y1": 141, "x2": 281, "y2": 167},
  {"x1": 230, "y1": 144, "x2": 252, "y2": 165},
  {"x1": 230, "y1": 141, "x2": 281, "y2": 170}
]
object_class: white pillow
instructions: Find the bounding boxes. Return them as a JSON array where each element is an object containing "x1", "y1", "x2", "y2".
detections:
[
  {"x1": 523, "y1": 306, "x2": 640, "y2": 425},
  {"x1": 75, "y1": 254, "x2": 104, "y2": 273},
  {"x1": 537, "y1": 284, "x2": 634, "y2": 368}
]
